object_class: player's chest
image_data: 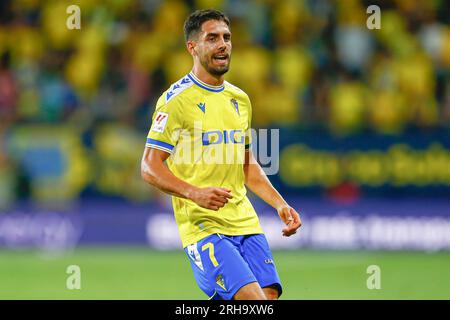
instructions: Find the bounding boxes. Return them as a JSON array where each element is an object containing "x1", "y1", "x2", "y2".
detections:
[{"x1": 183, "y1": 94, "x2": 247, "y2": 131}]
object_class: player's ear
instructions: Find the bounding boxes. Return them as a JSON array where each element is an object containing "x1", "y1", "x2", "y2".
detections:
[{"x1": 186, "y1": 40, "x2": 197, "y2": 57}]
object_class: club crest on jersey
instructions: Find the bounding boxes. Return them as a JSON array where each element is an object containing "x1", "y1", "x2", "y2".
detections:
[{"x1": 230, "y1": 98, "x2": 239, "y2": 116}]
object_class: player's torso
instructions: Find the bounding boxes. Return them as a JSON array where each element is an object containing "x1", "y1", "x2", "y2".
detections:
[
  {"x1": 178, "y1": 86, "x2": 249, "y2": 143},
  {"x1": 169, "y1": 84, "x2": 250, "y2": 184},
  {"x1": 158, "y1": 75, "x2": 262, "y2": 247}
]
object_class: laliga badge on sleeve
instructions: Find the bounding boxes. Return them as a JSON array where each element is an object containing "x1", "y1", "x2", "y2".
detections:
[{"x1": 151, "y1": 112, "x2": 169, "y2": 133}]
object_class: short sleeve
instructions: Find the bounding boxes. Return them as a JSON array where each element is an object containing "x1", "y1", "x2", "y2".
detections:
[{"x1": 146, "y1": 98, "x2": 183, "y2": 154}]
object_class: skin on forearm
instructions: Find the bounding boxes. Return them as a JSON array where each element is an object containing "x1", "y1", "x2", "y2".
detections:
[
  {"x1": 244, "y1": 151, "x2": 287, "y2": 210},
  {"x1": 141, "y1": 147, "x2": 232, "y2": 211},
  {"x1": 141, "y1": 147, "x2": 196, "y2": 199}
]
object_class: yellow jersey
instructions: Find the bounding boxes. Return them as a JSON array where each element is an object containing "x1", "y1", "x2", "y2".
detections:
[{"x1": 146, "y1": 72, "x2": 263, "y2": 248}]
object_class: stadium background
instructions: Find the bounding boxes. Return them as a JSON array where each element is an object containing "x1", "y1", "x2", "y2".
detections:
[{"x1": 1, "y1": 0, "x2": 450, "y2": 299}]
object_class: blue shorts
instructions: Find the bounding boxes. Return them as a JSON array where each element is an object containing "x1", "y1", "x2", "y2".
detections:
[{"x1": 184, "y1": 233, "x2": 282, "y2": 300}]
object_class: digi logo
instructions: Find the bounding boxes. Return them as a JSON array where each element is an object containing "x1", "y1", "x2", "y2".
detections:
[{"x1": 202, "y1": 130, "x2": 244, "y2": 146}]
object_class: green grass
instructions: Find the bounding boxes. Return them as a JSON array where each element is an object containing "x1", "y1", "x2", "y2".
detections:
[{"x1": 1, "y1": 248, "x2": 449, "y2": 299}]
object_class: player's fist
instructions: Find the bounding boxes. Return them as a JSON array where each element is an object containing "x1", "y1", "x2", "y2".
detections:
[
  {"x1": 277, "y1": 205, "x2": 302, "y2": 237},
  {"x1": 188, "y1": 187, "x2": 233, "y2": 211}
]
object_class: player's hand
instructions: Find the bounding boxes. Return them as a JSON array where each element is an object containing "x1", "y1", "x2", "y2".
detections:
[
  {"x1": 277, "y1": 205, "x2": 302, "y2": 237},
  {"x1": 189, "y1": 187, "x2": 233, "y2": 211}
]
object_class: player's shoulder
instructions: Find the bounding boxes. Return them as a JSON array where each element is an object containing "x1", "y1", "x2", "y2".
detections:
[
  {"x1": 224, "y1": 81, "x2": 251, "y2": 101},
  {"x1": 156, "y1": 74, "x2": 195, "y2": 109}
]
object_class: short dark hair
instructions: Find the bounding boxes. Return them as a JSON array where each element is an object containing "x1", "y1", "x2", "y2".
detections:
[{"x1": 183, "y1": 9, "x2": 230, "y2": 42}]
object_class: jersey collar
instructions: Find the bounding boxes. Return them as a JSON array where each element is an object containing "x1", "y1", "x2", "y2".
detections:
[{"x1": 187, "y1": 72, "x2": 225, "y2": 92}]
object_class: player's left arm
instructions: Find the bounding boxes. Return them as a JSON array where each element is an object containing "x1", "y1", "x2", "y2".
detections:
[{"x1": 244, "y1": 150, "x2": 302, "y2": 236}]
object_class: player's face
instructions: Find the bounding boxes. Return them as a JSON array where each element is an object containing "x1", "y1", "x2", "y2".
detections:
[{"x1": 194, "y1": 20, "x2": 232, "y2": 76}]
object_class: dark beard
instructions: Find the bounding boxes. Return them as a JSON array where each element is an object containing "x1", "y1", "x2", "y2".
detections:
[
  {"x1": 208, "y1": 65, "x2": 229, "y2": 76},
  {"x1": 201, "y1": 55, "x2": 230, "y2": 76}
]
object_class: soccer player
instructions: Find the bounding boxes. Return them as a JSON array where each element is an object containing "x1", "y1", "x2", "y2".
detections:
[{"x1": 141, "y1": 9, "x2": 301, "y2": 300}]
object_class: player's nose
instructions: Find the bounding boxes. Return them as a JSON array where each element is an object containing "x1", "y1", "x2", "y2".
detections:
[{"x1": 217, "y1": 37, "x2": 228, "y2": 50}]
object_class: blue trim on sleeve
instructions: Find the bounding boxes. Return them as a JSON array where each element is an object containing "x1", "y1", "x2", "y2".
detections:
[
  {"x1": 146, "y1": 138, "x2": 174, "y2": 151},
  {"x1": 187, "y1": 73, "x2": 224, "y2": 92}
]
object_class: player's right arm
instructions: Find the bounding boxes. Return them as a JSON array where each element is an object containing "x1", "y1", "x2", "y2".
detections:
[{"x1": 140, "y1": 147, "x2": 232, "y2": 211}]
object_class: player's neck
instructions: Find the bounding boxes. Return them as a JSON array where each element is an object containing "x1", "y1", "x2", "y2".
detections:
[{"x1": 191, "y1": 65, "x2": 224, "y2": 87}]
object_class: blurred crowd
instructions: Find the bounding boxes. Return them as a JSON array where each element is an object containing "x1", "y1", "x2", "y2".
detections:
[
  {"x1": 0, "y1": 0, "x2": 449, "y2": 135},
  {"x1": 1, "y1": 0, "x2": 450, "y2": 207}
]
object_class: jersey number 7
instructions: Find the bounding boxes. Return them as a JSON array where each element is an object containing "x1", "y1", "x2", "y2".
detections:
[{"x1": 202, "y1": 242, "x2": 219, "y2": 267}]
